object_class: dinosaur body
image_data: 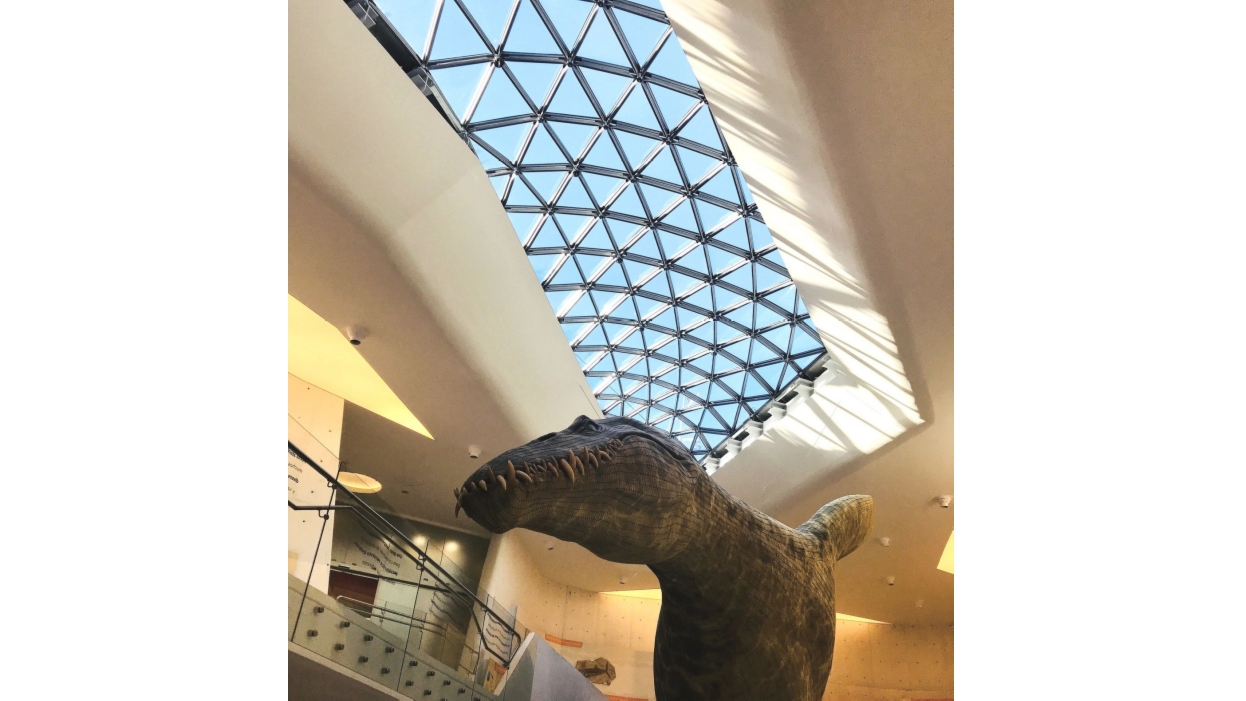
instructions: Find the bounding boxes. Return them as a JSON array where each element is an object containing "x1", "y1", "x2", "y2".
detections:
[{"x1": 457, "y1": 415, "x2": 873, "y2": 701}]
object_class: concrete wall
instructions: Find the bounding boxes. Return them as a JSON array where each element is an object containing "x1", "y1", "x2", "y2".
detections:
[
  {"x1": 289, "y1": 373, "x2": 345, "y2": 593},
  {"x1": 823, "y1": 621, "x2": 953, "y2": 700},
  {"x1": 480, "y1": 532, "x2": 953, "y2": 701}
]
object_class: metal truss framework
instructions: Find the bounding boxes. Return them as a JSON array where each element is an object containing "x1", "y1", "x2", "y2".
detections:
[{"x1": 353, "y1": 0, "x2": 829, "y2": 462}]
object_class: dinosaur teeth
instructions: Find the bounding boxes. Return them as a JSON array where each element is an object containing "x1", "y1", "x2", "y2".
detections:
[
  {"x1": 497, "y1": 475, "x2": 507, "y2": 490},
  {"x1": 559, "y1": 458, "x2": 576, "y2": 482},
  {"x1": 515, "y1": 471, "x2": 532, "y2": 484},
  {"x1": 477, "y1": 479, "x2": 488, "y2": 492},
  {"x1": 569, "y1": 450, "x2": 585, "y2": 475},
  {"x1": 454, "y1": 501, "x2": 461, "y2": 518},
  {"x1": 585, "y1": 449, "x2": 599, "y2": 469},
  {"x1": 507, "y1": 461, "x2": 517, "y2": 482}
]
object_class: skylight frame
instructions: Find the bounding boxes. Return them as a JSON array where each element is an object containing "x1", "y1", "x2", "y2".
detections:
[{"x1": 351, "y1": 0, "x2": 828, "y2": 462}]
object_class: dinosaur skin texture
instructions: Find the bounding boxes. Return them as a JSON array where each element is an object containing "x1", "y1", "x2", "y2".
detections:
[{"x1": 457, "y1": 415, "x2": 874, "y2": 701}]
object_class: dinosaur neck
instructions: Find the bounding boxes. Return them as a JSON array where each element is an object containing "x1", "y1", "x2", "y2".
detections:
[{"x1": 648, "y1": 474, "x2": 807, "y2": 616}]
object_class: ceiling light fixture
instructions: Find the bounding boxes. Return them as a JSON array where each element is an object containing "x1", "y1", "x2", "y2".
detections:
[{"x1": 336, "y1": 471, "x2": 382, "y2": 494}]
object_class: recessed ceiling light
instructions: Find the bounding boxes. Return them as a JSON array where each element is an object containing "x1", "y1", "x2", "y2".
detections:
[{"x1": 336, "y1": 471, "x2": 382, "y2": 494}]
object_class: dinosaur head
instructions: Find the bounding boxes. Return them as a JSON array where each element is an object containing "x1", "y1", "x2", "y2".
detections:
[{"x1": 455, "y1": 415, "x2": 706, "y2": 564}]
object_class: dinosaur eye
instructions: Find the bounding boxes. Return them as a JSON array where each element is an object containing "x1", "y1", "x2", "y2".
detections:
[{"x1": 569, "y1": 415, "x2": 600, "y2": 432}]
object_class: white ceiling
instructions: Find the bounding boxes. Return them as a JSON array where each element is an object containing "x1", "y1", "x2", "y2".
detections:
[{"x1": 289, "y1": 0, "x2": 952, "y2": 623}]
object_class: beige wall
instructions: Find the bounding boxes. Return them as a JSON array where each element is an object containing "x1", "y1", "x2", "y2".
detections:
[
  {"x1": 481, "y1": 532, "x2": 952, "y2": 700},
  {"x1": 288, "y1": 373, "x2": 344, "y2": 593}
]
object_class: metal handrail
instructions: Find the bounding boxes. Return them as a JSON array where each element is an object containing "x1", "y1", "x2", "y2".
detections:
[
  {"x1": 334, "y1": 596, "x2": 457, "y2": 637},
  {"x1": 288, "y1": 440, "x2": 521, "y2": 663}
]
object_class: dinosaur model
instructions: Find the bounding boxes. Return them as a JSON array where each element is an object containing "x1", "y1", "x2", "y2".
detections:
[{"x1": 455, "y1": 415, "x2": 874, "y2": 701}]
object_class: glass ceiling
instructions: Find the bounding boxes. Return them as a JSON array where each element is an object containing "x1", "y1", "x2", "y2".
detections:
[{"x1": 365, "y1": 0, "x2": 828, "y2": 462}]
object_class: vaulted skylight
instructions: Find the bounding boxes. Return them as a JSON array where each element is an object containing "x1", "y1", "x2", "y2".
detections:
[{"x1": 358, "y1": 0, "x2": 828, "y2": 462}]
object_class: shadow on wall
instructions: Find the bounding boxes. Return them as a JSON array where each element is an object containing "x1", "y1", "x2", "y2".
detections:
[{"x1": 661, "y1": 0, "x2": 931, "y2": 439}]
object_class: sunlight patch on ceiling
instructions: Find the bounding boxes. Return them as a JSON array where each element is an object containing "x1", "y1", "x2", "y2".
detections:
[
  {"x1": 288, "y1": 294, "x2": 432, "y2": 439},
  {"x1": 937, "y1": 530, "x2": 954, "y2": 574}
]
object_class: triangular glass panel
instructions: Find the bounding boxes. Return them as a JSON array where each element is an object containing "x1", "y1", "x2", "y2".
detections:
[
  {"x1": 429, "y1": 0, "x2": 490, "y2": 60},
  {"x1": 578, "y1": 10, "x2": 630, "y2": 67},
  {"x1": 635, "y1": 295, "x2": 666, "y2": 320},
  {"x1": 508, "y1": 211, "x2": 541, "y2": 240},
  {"x1": 557, "y1": 176, "x2": 594, "y2": 209},
  {"x1": 503, "y1": 0, "x2": 561, "y2": 54},
  {"x1": 720, "y1": 371, "x2": 747, "y2": 395},
  {"x1": 764, "y1": 284, "x2": 797, "y2": 313},
  {"x1": 474, "y1": 123, "x2": 531, "y2": 162},
  {"x1": 647, "y1": 33, "x2": 698, "y2": 85},
  {"x1": 762, "y1": 248, "x2": 788, "y2": 271},
  {"x1": 622, "y1": 259, "x2": 657, "y2": 285},
  {"x1": 749, "y1": 220, "x2": 775, "y2": 249},
  {"x1": 762, "y1": 325, "x2": 792, "y2": 353},
  {"x1": 694, "y1": 199, "x2": 736, "y2": 232},
  {"x1": 521, "y1": 125, "x2": 567, "y2": 165},
  {"x1": 582, "y1": 173, "x2": 625, "y2": 203},
  {"x1": 507, "y1": 177, "x2": 542, "y2": 207},
  {"x1": 675, "y1": 146, "x2": 718, "y2": 185},
  {"x1": 712, "y1": 285, "x2": 746, "y2": 311},
  {"x1": 611, "y1": 297, "x2": 639, "y2": 320},
  {"x1": 597, "y1": 261, "x2": 628, "y2": 287},
  {"x1": 614, "y1": 9, "x2": 667, "y2": 64},
  {"x1": 614, "y1": 87, "x2": 660, "y2": 130},
  {"x1": 564, "y1": 292, "x2": 597, "y2": 319},
  {"x1": 742, "y1": 372, "x2": 768, "y2": 398},
  {"x1": 687, "y1": 320, "x2": 714, "y2": 345},
  {"x1": 550, "y1": 257, "x2": 585, "y2": 285},
  {"x1": 548, "y1": 289, "x2": 578, "y2": 316},
  {"x1": 489, "y1": 174, "x2": 509, "y2": 197},
  {"x1": 376, "y1": 0, "x2": 437, "y2": 56},
  {"x1": 755, "y1": 360, "x2": 783, "y2": 388},
  {"x1": 507, "y1": 61, "x2": 562, "y2": 105},
  {"x1": 661, "y1": 199, "x2": 697, "y2": 232},
  {"x1": 429, "y1": 63, "x2": 489, "y2": 117},
  {"x1": 713, "y1": 353, "x2": 740, "y2": 373},
  {"x1": 707, "y1": 245, "x2": 743, "y2": 276},
  {"x1": 638, "y1": 183, "x2": 679, "y2": 215},
  {"x1": 640, "y1": 273, "x2": 672, "y2": 299},
  {"x1": 556, "y1": 213, "x2": 593, "y2": 240},
  {"x1": 625, "y1": 230, "x2": 660, "y2": 259},
  {"x1": 608, "y1": 184, "x2": 646, "y2": 218},
  {"x1": 617, "y1": 329, "x2": 644, "y2": 350},
  {"x1": 651, "y1": 85, "x2": 698, "y2": 128},
  {"x1": 657, "y1": 230, "x2": 695, "y2": 260},
  {"x1": 725, "y1": 302, "x2": 754, "y2": 327},
  {"x1": 575, "y1": 252, "x2": 611, "y2": 279},
  {"x1": 791, "y1": 325, "x2": 822, "y2": 354},
  {"x1": 574, "y1": 348, "x2": 600, "y2": 367},
  {"x1": 669, "y1": 271, "x2": 701, "y2": 297},
  {"x1": 644, "y1": 328, "x2": 673, "y2": 350},
  {"x1": 603, "y1": 322, "x2": 633, "y2": 343},
  {"x1": 460, "y1": 0, "x2": 508, "y2": 48},
  {"x1": 471, "y1": 69, "x2": 531, "y2": 123},
  {"x1": 678, "y1": 106, "x2": 724, "y2": 151},
  {"x1": 547, "y1": 73, "x2": 596, "y2": 116},
  {"x1": 583, "y1": 134, "x2": 626, "y2": 170},
  {"x1": 755, "y1": 303, "x2": 785, "y2": 329},
  {"x1": 548, "y1": 121, "x2": 598, "y2": 159},
  {"x1": 528, "y1": 253, "x2": 561, "y2": 281},
  {"x1": 714, "y1": 320, "x2": 743, "y2": 344},
  {"x1": 698, "y1": 166, "x2": 738, "y2": 203},
  {"x1": 541, "y1": 0, "x2": 594, "y2": 48},
  {"x1": 530, "y1": 217, "x2": 566, "y2": 248},
  {"x1": 688, "y1": 352, "x2": 713, "y2": 375},
  {"x1": 615, "y1": 132, "x2": 661, "y2": 170},
  {"x1": 722, "y1": 264, "x2": 752, "y2": 291},
  {"x1": 649, "y1": 306, "x2": 677, "y2": 330},
  {"x1": 476, "y1": 147, "x2": 505, "y2": 171},
  {"x1": 752, "y1": 341, "x2": 780, "y2": 364},
  {"x1": 561, "y1": 321, "x2": 591, "y2": 343},
  {"x1": 582, "y1": 69, "x2": 632, "y2": 112},
  {"x1": 723, "y1": 337, "x2": 750, "y2": 361},
  {"x1": 754, "y1": 264, "x2": 787, "y2": 293},
  {"x1": 684, "y1": 286, "x2": 713, "y2": 311},
  {"x1": 590, "y1": 289, "x2": 621, "y2": 315},
  {"x1": 524, "y1": 170, "x2": 566, "y2": 202},
  {"x1": 712, "y1": 218, "x2": 749, "y2": 251},
  {"x1": 641, "y1": 146, "x2": 682, "y2": 185},
  {"x1": 577, "y1": 219, "x2": 613, "y2": 249}
]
